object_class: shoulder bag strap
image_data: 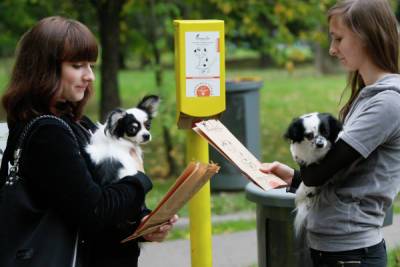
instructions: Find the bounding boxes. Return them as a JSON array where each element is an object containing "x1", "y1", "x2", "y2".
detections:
[{"x1": 5, "y1": 115, "x2": 78, "y2": 186}]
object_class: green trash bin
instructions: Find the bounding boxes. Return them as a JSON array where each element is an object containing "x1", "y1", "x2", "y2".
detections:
[
  {"x1": 245, "y1": 183, "x2": 394, "y2": 267},
  {"x1": 245, "y1": 184, "x2": 311, "y2": 267},
  {"x1": 210, "y1": 78, "x2": 263, "y2": 191}
]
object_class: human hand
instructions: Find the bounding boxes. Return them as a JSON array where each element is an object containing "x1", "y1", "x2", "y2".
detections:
[
  {"x1": 142, "y1": 214, "x2": 179, "y2": 242},
  {"x1": 260, "y1": 161, "x2": 294, "y2": 185},
  {"x1": 130, "y1": 148, "x2": 144, "y2": 173}
]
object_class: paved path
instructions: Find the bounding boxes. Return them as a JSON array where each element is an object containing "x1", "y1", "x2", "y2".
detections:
[
  {"x1": 139, "y1": 214, "x2": 400, "y2": 267},
  {"x1": 139, "y1": 230, "x2": 257, "y2": 267}
]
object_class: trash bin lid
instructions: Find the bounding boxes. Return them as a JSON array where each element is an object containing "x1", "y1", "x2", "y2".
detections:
[
  {"x1": 226, "y1": 79, "x2": 263, "y2": 93},
  {"x1": 245, "y1": 183, "x2": 295, "y2": 208}
]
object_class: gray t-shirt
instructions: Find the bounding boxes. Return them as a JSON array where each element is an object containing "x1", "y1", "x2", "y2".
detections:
[{"x1": 307, "y1": 74, "x2": 400, "y2": 251}]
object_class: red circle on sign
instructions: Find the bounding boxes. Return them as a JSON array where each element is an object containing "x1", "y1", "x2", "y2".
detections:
[{"x1": 195, "y1": 85, "x2": 211, "y2": 97}]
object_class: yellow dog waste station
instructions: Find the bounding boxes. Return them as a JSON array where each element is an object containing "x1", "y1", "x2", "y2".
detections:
[{"x1": 174, "y1": 20, "x2": 225, "y2": 267}]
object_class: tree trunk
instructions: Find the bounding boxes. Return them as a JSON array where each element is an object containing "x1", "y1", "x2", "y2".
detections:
[
  {"x1": 119, "y1": 52, "x2": 127, "y2": 70},
  {"x1": 314, "y1": 42, "x2": 339, "y2": 74},
  {"x1": 139, "y1": 54, "x2": 151, "y2": 70},
  {"x1": 92, "y1": 0, "x2": 127, "y2": 121},
  {"x1": 162, "y1": 126, "x2": 177, "y2": 175},
  {"x1": 148, "y1": 0, "x2": 177, "y2": 176},
  {"x1": 314, "y1": 25, "x2": 339, "y2": 74},
  {"x1": 259, "y1": 51, "x2": 274, "y2": 68},
  {"x1": 151, "y1": 38, "x2": 177, "y2": 176}
]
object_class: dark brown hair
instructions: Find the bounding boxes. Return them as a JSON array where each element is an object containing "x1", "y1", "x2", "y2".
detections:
[
  {"x1": 2, "y1": 16, "x2": 98, "y2": 127},
  {"x1": 328, "y1": 0, "x2": 399, "y2": 121}
]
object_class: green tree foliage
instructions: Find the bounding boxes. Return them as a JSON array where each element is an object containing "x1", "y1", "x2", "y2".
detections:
[
  {"x1": 394, "y1": 0, "x2": 400, "y2": 22},
  {"x1": 0, "y1": 0, "x2": 85, "y2": 56},
  {"x1": 121, "y1": 0, "x2": 179, "y2": 69},
  {"x1": 167, "y1": 0, "x2": 337, "y2": 68},
  {"x1": 0, "y1": 0, "x2": 34, "y2": 56}
]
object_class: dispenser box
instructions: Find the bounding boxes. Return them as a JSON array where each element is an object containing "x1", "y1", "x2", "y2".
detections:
[{"x1": 174, "y1": 20, "x2": 226, "y2": 129}]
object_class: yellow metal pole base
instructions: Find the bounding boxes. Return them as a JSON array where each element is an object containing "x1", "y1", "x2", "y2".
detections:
[{"x1": 187, "y1": 130, "x2": 212, "y2": 267}]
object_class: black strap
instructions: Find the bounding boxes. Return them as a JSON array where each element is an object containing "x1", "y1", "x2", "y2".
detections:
[
  {"x1": 8, "y1": 115, "x2": 78, "y2": 184},
  {"x1": 16, "y1": 115, "x2": 77, "y2": 150}
]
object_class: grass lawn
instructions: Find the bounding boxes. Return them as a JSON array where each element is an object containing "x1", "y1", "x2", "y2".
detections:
[
  {"x1": 389, "y1": 247, "x2": 400, "y2": 267},
  {"x1": 168, "y1": 219, "x2": 256, "y2": 241},
  {"x1": 395, "y1": 198, "x2": 400, "y2": 214}
]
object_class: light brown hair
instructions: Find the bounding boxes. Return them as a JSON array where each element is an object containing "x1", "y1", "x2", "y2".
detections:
[
  {"x1": 328, "y1": 0, "x2": 399, "y2": 121},
  {"x1": 2, "y1": 16, "x2": 98, "y2": 127}
]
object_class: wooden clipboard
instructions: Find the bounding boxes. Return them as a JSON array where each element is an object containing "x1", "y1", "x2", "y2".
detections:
[
  {"x1": 193, "y1": 119, "x2": 286, "y2": 191},
  {"x1": 122, "y1": 162, "x2": 219, "y2": 242}
]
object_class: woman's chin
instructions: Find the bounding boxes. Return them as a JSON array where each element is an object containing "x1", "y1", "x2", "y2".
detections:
[
  {"x1": 341, "y1": 63, "x2": 356, "y2": 72},
  {"x1": 71, "y1": 94, "x2": 85, "y2": 102}
]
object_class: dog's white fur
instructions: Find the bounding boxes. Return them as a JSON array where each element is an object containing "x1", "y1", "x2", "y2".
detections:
[
  {"x1": 86, "y1": 95, "x2": 160, "y2": 184},
  {"x1": 285, "y1": 112, "x2": 342, "y2": 236},
  {"x1": 290, "y1": 114, "x2": 332, "y2": 166},
  {"x1": 86, "y1": 108, "x2": 148, "y2": 179}
]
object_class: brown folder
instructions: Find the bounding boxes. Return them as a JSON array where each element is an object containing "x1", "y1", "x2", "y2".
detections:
[
  {"x1": 122, "y1": 162, "x2": 219, "y2": 242},
  {"x1": 193, "y1": 119, "x2": 286, "y2": 191}
]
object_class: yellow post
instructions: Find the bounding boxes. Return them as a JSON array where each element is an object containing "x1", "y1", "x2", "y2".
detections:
[
  {"x1": 186, "y1": 130, "x2": 212, "y2": 267},
  {"x1": 174, "y1": 19, "x2": 225, "y2": 267}
]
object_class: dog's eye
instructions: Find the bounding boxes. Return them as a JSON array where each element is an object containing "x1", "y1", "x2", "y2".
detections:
[
  {"x1": 305, "y1": 133, "x2": 314, "y2": 140},
  {"x1": 128, "y1": 123, "x2": 139, "y2": 133},
  {"x1": 144, "y1": 121, "x2": 151, "y2": 130},
  {"x1": 128, "y1": 125, "x2": 137, "y2": 132}
]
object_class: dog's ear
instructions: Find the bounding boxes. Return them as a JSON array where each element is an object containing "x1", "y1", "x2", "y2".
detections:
[
  {"x1": 104, "y1": 108, "x2": 127, "y2": 137},
  {"x1": 284, "y1": 117, "x2": 305, "y2": 143},
  {"x1": 327, "y1": 114, "x2": 343, "y2": 142},
  {"x1": 137, "y1": 95, "x2": 160, "y2": 119}
]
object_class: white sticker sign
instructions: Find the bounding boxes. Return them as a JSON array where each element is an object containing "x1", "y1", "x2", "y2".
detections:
[{"x1": 185, "y1": 31, "x2": 220, "y2": 97}]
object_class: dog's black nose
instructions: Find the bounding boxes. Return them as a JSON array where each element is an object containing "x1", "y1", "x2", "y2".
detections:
[
  {"x1": 315, "y1": 139, "x2": 325, "y2": 148},
  {"x1": 316, "y1": 143, "x2": 324, "y2": 148},
  {"x1": 142, "y1": 133, "x2": 150, "y2": 141}
]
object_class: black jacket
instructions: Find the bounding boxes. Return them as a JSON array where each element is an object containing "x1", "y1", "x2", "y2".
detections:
[{"x1": 0, "y1": 115, "x2": 152, "y2": 267}]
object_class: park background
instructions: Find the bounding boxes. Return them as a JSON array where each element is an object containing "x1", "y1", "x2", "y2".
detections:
[{"x1": 0, "y1": 0, "x2": 399, "y2": 266}]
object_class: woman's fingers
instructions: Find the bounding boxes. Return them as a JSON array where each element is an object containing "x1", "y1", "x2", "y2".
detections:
[
  {"x1": 143, "y1": 214, "x2": 178, "y2": 242},
  {"x1": 260, "y1": 161, "x2": 280, "y2": 173}
]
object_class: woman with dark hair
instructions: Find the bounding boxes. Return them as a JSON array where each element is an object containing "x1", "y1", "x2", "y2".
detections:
[
  {"x1": 0, "y1": 16, "x2": 177, "y2": 267},
  {"x1": 262, "y1": 0, "x2": 400, "y2": 266},
  {"x1": 2, "y1": 16, "x2": 99, "y2": 125}
]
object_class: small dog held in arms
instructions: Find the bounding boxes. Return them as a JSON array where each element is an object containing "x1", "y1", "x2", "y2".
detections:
[
  {"x1": 85, "y1": 95, "x2": 160, "y2": 186},
  {"x1": 284, "y1": 112, "x2": 342, "y2": 235}
]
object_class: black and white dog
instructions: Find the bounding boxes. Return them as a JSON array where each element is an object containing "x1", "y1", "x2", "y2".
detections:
[
  {"x1": 86, "y1": 95, "x2": 160, "y2": 186},
  {"x1": 284, "y1": 112, "x2": 342, "y2": 235}
]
